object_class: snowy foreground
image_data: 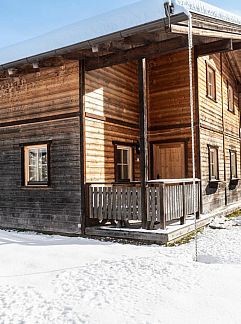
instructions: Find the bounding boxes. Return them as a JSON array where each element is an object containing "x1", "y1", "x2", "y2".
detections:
[{"x1": 0, "y1": 224, "x2": 241, "y2": 324}]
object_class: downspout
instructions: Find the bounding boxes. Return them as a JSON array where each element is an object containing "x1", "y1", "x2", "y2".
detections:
[
  {"x1": 187, "y1": 13, "x2": 198, "y2": 262},
  {"x1": 221, "y1": 53, "x2": 227, "y2": 206},
  {"x1": 165, "y1": 1, "x2": 198, "y2": 260}
]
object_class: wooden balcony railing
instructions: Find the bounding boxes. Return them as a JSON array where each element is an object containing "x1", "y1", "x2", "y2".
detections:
[
  {"x1": 86, "y1": 179, "x2": 201, "y2": 230},
  {"x1": 146, "y1": 179, "x2": 200, "y2": 229},
  {"x1": 86, "y1": 182, "x2": 142, "y2": 224}
]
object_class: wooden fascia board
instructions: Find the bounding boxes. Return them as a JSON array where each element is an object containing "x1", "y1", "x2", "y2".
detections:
[{"x1": 171, "y1": 24, "x2": 241, "y2": 40}]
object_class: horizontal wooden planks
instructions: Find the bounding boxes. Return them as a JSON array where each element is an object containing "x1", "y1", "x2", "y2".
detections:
[
  {"x1": 85, "y1": 62, "x2": 140, "y2": 183},
  {"x1": 0, "y1": 117, "x2": 82, "y2": 233},
  {"x1": 198, "y1": 52, "x2": 241, "y2": 212},
  {"x1": 0, "y1": 61, "x2": 79, "y2": 123}
]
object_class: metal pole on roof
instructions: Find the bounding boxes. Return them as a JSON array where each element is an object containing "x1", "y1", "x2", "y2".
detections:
[{"x1": 187, "y1": 14, "x2": 198, "y2": 262}]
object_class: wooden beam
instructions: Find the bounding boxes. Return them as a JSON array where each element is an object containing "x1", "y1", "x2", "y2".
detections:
[
  {"x1": 233, "y1": 42, "x2": 241, "y2": 51},
  {"x1": 138, "y1": 58, "x2": 148, "y2": 229},
  {"x1": 196, "y1": 39, "x2": 233, "y2": 56},
  {"x1": 85, "y1": 36, "x2": 188, "y2": 71},
  {"x1": 237, "y1": 84, "x2": 241, "y2": 93},
  {"x1": 171, "y1": 24, "x2": 241, "y2": 40},
  {"x1": 79, "y1": 60, "x2": 86, "y2": 234}
]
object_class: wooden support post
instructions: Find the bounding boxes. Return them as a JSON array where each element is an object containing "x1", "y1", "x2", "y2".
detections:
[
  {"x1": 138, "y1": 58, "x2": 148, "y2": 229},
  {"x1": 79, "y1": 60, "x2": 86, "y2": 234},
  {"x1": 181, "y1": 182, "x2": 186, "y2": 225}
]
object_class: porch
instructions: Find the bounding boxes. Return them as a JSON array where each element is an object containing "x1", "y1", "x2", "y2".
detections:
[
  {"x1": 83, "y1": 49, "x2": 200, "y2": 241},
  {"x1": 84, "y1": 178, "x2": 203, "y2": 243}
]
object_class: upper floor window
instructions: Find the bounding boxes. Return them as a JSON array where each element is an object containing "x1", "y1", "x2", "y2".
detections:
[
  {"x1": 208, "y1": 145, "x2": 219, "y2": 181},
  {"x1": 206, "y1": 64, "x2": 216, "y2": 101},
  {"x1": 115, "y1": 145, "x2": 133, "y2": 182},
  {"x1": 230, "y1": 150, "x2": 237, "y2": 179},
  {"x1": 22, "y1": 143, "x2": 50, "y2": 186},
  {"x1": 228, "y1": 83, "x2": 234, "y2": 113}
]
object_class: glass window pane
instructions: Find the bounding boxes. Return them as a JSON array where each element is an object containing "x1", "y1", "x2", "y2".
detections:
[
  {"x1": 116, "y1": 149, "x2": 121, "y2": 164},
  {"x1": 207, "y1": 67, "x2": 215, "y2": 99},
  {"x1": 26, "y1": 145, "x2": 48, "y2": 184},
  {"x1": 231, "y1": 152, "x2": 237, "y2": 178},
  {"x1": 40, "y1": 149, "x2": 47, "y2": 164},
  {"x1": 29, "y1": 166, "x2": 37, "y2": 182},
  {"x1": 123, "y1": 149, "x2": 128, "y2": 164},
  {"x1": 40, "y1": 165, "x2": 48, "y2": 182},
  {"x1": 210, "y1": 148, "x2": 218, "y2": 180},
  {"x1": 123, "y1": 165, "x2": 129, "y2": 180},
  {"x1": 29, "y1": 149, "x2": 37, "y2": 166}
]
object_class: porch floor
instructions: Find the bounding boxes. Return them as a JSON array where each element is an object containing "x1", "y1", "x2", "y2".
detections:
[{"x1": 85, "y1": 201, "x2": 241, "y2": 244}]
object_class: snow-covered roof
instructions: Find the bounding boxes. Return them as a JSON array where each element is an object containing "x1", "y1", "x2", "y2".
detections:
[
  {"x1": 176, "y1": 0, "x2": 241, "y2": 26},
  {"x1": 0, "y1": 0, "x2": 241, "y2": 68},
  {"x1": 0, "y1": 0, "x2": 184, "y2": 67}
]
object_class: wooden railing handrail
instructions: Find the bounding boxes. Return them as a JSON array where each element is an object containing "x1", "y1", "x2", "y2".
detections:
[
  {"x1": 86, "y1": 181, "x2": 141, "y2": 186},
  {"x1": 86, "y1": 179, "x2": 200, "y2": 187},
  {"x1": 147, "y1": 178, "x2": 201, "y2": 185}
]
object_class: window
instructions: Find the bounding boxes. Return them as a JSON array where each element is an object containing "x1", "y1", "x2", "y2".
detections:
[
  {"x1": 208, "y1": 146, "x2": 219, "y2": 181},
  {"x1": 23, "y1": 144, "x2": 49, "y2": 186},
  {"x1": 230, "y1": 150, "x2": 237, "y2": 179},
  {"x1": 228, "y1": 83, "x2": 234, "y2": 113},
  {"x1": 115, "y1": 145, "x2": 133, "y2": 182},
  {"x1": 206, "y1": 64, "x2": 216, "y2": 100}
]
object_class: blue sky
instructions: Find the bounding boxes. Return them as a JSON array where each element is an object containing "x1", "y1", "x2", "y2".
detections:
[{"x1": 0, "y1": 0, "x2": 240, "y2": 48}]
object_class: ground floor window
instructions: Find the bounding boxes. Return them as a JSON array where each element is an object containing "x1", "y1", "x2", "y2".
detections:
[
  {"x1": 22, "y1": 143, "x2": 50, "y2": 186},
  {"x1": 115, "y1": 145, "x2": 133, "y2": 182},
  {"x1": 208, "y1": 145, "x2": 219, "y2": 181},
  {"x1": 230, "y1": 150, "x2": 237, "y2": 179}
]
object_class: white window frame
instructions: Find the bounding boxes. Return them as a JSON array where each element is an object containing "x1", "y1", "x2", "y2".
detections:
[
  {"x1": 116, "y1": 145, "x2": 133, "y2": 182},
  {"x1": 24, "y1": 144, "x2": 49, "y2": 186}
]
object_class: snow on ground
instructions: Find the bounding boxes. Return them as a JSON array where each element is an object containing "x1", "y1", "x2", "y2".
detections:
[{"x1": 0, "y1": 224, "x2": 241, "y2": 324}]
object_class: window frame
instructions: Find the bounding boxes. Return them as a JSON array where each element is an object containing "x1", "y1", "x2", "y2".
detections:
[
  {"x1": 113, "y1": 142, "x2": 134, "y2": 183},
  {"x1": 230, "y1": 150, "x2": 238, "y2": 180},
  {"x1": 20, "y1": 141, "x2": 51, "y2": 187},
  {"x1": 208, "y1": 145, "x2": 219, "y2": 182},
  {"x1": 227, "y1": 82, "x2": 235, "y2": 113},
  {"x1": 206, "y1": 63, "x2": 217, "y2": 101}
]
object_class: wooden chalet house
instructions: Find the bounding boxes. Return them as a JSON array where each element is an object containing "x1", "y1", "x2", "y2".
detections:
[{"x1": 1, "y1": 0, "x2": 241, "y2": 241}]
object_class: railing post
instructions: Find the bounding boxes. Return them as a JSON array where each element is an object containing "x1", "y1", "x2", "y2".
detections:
[
  {"x1": 82, "y1": 183, "x2": 91, "y2": 230},
  {"x1": 181, "y1": 182, "x2": 186, "y2": 225},
  {"x1": 160, "y1": 183, "x2": 166, "y2": 230},
  {"x1": 196, "y1": 181, "x2": 200, "y2": 219}
]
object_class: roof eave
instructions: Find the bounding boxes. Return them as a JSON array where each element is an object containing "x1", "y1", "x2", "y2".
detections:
[{"x1": 0, "y1": 12, "x2": 188, "y2": 70}]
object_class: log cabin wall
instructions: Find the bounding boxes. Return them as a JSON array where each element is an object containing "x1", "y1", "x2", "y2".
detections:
[
  {"x1": 147, "y1": 50, "x2": 197, "y2": 179},
  {"x1": 85, "y1": 62, "x2": 140, "y2": 183},
  {"x1": 198, "y1": 53, "x2": 241, "y2": 213},
  {"x1": 0, "y1": 61, "x2": 81, "y2": 233}
]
